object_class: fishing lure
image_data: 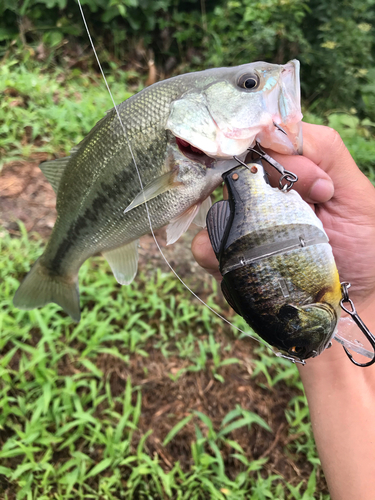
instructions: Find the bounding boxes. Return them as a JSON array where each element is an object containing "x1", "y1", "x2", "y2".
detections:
[{"x1": 206, "y1": 153, "x2": 375, "y2": 366}]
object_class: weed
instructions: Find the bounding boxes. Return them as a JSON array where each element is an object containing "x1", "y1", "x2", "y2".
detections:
[
  {"x1": 1, "y1": 223, "x2": 324, "y2": 498},
  {"x1": 0, "y1": 61, "x2": 136, "y2": 165}
]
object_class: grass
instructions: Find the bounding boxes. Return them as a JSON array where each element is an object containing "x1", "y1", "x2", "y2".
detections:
[
  {"x1": 0, "y1": 59, "x2": 138, "y2": 165},
  {"x1": 0, "y1": 224, "x2": 327, "y2": 499},
  {"x1": 3, "y1": 61, "x2": 375, "y2": 499}
]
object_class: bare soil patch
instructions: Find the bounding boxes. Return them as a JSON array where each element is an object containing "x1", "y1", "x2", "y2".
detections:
[{"x1": 0, "y1": 155, "x2": 56, "y2": 236}]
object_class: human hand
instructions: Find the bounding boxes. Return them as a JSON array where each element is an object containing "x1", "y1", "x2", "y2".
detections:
[
  {"x1": 192, "y1": 122, "x2": 375, "y2": 312},
  {"x1": 191, "y1": 123, "x2": 375, "y2": 500}
]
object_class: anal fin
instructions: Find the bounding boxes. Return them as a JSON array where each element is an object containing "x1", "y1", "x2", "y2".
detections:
[{"x1": 103, "y1": 240, "x2": 139, "y2": 285}]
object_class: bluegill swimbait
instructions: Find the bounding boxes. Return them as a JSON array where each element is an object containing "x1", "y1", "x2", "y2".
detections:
[{"x1": 206, "y1": 161, "x2": 342, "y2": 360}]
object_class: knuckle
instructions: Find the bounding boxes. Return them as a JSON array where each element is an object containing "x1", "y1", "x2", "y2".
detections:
[{"x1": 325, "y1": 127, "x2": 345, "y2": 150}]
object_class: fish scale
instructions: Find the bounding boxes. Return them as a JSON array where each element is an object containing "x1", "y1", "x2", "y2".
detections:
[{"x1": 13, "y1": 61, "x2": 303, "y2": 321}]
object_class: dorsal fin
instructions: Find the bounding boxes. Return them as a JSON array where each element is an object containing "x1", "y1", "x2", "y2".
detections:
[
  {"x1": 69, "y1": 145, "x2": 80, "y2": 155},
  {"x1": 206, "y1": 200, "x2": 231, "y2": 256},
  {"x1": 39, "y1": 156, "x2": 71, "y2": 194}
]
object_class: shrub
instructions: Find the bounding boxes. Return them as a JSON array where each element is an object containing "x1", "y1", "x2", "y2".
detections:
[{"x1": 1, "y1": 0, "x2": 374, "y2": 114}]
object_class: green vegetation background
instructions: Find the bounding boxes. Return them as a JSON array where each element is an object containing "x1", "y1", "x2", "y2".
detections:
[{"x1": 1, "y1": 0, "x2": 375, "y2": 498}]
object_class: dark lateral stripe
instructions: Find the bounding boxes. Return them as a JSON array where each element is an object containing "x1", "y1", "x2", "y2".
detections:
[
  {"x1": 222, "y1": 233, "x2": 329, "y2": 275},
  {"x1": 49, "y1": 170, "x2": 131, "y2": 273}
]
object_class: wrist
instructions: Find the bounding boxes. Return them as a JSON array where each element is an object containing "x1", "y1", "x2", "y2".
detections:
[{"x1": 355, "y1": 293, "x2": 375, "y2": 329}]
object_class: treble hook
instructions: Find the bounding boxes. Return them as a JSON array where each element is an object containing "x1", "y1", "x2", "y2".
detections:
[{"x1": 340, "y1": 282, "x2": 375, "y2": 367}]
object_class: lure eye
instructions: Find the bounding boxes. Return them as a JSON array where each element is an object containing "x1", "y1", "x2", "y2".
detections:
[
  {"x1": 237, "y1": 74, "x2": 259, "y2": 90},
  {"x1": 291, "y1": 346, "x2": 303, "y2": 354}
]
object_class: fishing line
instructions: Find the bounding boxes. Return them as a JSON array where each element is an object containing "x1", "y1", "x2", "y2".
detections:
[{"x1": 76, "y1": 0, "x2": 276, "y2": 354}]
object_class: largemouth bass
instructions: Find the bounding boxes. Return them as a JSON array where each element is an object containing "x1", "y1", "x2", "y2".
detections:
[
  {"x1": 206, "y1": 162, "x2": 342, "y2": 360},
  {"x1": 14, "y1": 61, "x2": 302, "y2": 322}
]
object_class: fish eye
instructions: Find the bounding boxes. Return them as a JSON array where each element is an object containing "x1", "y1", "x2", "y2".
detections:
[{"x1": 237, "y1": 74, "x2": 259, "y2": 90}]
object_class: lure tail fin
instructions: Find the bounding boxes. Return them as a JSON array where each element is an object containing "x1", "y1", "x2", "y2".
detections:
[{"x1": 13, "y1": 259, "x2": 81, "y2": 322}]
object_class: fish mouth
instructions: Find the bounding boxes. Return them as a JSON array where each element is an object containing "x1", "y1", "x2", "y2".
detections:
[
  {"x1": 255, "y1": 120, "x2": 303, "y2": 155},
  {"x1": 176, "y1": 137, "x2": 216, "y2": 167},
  {"x1": 175, "y1": 119, "x2": 302, "y2": 167}
]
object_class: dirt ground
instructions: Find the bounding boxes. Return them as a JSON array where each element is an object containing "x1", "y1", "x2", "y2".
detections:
[
  {"x1": 0, "y1": 156, "x2": 203, "y2": 274},
  {"x1": 0, "y1": 159, "x2": 327, "y2": 493}
]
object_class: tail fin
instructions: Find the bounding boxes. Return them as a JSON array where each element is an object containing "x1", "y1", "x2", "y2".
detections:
[{"x1": 13, "y1": 259, "x2": 81, "y2": 322}]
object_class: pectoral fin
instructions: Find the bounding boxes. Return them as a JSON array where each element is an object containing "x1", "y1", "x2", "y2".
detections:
[
  {"x1": 166, "y1": 204, "x2": 201, "y2": 245},
  {"x1": 206, "y1": 200, "x2": 231, "y2": 256},
  {"x1": 193, "y1": 196, "x2": 212, "y2": 228},
  {"x1": 103, "y1": 240, "x2": 139, "y2": 285},
  {"x1": 124, "y1": 169, "x2": 180, "y2": 214}
]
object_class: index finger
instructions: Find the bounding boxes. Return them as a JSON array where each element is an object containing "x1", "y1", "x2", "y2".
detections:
[
  {"x1": 301, "y1": 123, "x2": 360, "y2": 187},
  {"x1": 268, "y1": 122, "x2": 374, "y2": 205},
  {"x1": 302, "y1": 123, "x2": 375, "y2": 208}
]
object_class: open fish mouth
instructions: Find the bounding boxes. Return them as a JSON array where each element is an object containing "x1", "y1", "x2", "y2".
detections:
[{"x1": 176, "y1": 137, "x2": 216, "y2": 167}]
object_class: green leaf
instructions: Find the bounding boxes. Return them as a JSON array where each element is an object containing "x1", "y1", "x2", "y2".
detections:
[
  {"x1": 162, "y1": 414, "x2": 193, "y2": 446},
  {"x1": 42, "y1": 382, "x2": 52, "y2": 414},
  {"x1": 11, "y1": 463, "x2": 35, "y2": 481},
  {"x1": 0, "y1": 466, "x2": 13, "y2": 477},
  {"x1": 79, "y1": 358, "x2": 103, "y2": 378},
  {"x1": 224, "y1": 439, "x2": 245, "y2": 453},
  {"x1": 85, "y1": 458, "x2": 112, "y2": 479},
  {"x1": 193, "y1": 411, "x2": 214, "y2": 431},
  {"x1": 221, "y1": 408, "x2": 242, "y2": 427},
  {"x1": 220, "y1": 414, "x2": 271, "y2": 436},
  {"x1": 219, "y1": 357, "x2": 240, "y2": 366}
]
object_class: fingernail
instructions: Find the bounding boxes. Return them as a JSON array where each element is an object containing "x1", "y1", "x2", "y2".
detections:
[{"x1": 309, "y1": 179, "x2": 334, "y2": 202}]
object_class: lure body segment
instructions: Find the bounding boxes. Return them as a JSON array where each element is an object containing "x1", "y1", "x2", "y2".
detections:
[{"x1": 206, "y1": 162, "x2": 342, "y2": 360}]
